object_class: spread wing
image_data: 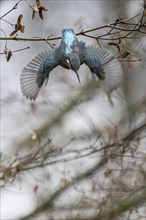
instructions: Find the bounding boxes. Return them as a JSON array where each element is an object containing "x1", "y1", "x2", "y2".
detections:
[
  {"x1": 20, "y1": 49, "x2": 61, "y2": 100},
  {"x1": 78, "y1": 44, "x2": 123, "y2": 92}
]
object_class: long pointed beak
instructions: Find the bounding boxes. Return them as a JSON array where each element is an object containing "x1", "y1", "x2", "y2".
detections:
[
  {"x1": 67, "y1": 59, "x2": 81, "y2": 83},
  {"x1": 74, "y1": 70, "x2": 81, "y2": 84}
]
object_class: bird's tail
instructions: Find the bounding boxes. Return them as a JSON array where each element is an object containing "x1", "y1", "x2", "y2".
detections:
[{"x1": 20, "y1": 51, "x2": 49, "y2": 100}]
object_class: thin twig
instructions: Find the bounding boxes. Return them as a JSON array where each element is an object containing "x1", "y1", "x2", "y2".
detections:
[{"x1": 0, "y1": 46, "x2": 30, "y2": 54}]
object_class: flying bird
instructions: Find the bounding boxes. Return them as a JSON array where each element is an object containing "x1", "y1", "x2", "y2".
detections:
[{"x1": 20, "y1": 28, "x2": 123, "y2": 100}]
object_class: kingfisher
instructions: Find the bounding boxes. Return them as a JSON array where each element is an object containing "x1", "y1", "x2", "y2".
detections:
[{"x1": 20, "y1": 28, "x2": 123, "y2": 100}]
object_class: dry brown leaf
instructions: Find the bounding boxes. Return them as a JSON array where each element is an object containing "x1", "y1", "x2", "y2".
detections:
[
  {"x1": 20, "y1": 26, "x2": 25, "y2": 33},
  {"x1": 36, "y1": 0, "x2": 41, "y2": 5},
  {"x1": 10, "y1": 30, "x2": 17, "y2": 37},
  {"x1": 17, "y1": 14, "x2": 23, "y2": 25},
  {"x1": 5, "y1": 50, "x2": 13, "y2": 62},
  {"x1": 33, "y1": 5, "x2": 39, "y2": 11},
  {"x1": 32, "y1": 10, "x2": 35, "y2": 20},
  {"x1": 31, "y1": 2, "x2": 48, "y2": 20},
  {"x1": 39, "y1": 6, "x2": 48, "y2": 19},
  {"x1": 10, "y1": 14, "x2": 25, "y2": 36},
  {"x1": 39, "y1": 8, "x2": 43, "y2": 19}
]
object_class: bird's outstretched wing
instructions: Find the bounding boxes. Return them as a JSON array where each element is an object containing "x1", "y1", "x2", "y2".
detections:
[
  {"x1": 20, "y1": 49, "x2": 61, "y2": 100},
  {"x1": 78, "y1": 44, "x2": 123, "y2": 92}
]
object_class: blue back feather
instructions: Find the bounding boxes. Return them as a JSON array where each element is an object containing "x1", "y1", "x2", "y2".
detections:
[{"x1": 62, "y1": 29, "x2": 75, "y2": 54}]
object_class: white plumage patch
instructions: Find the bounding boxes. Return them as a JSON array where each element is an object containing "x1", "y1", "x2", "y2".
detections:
[{"x1": 62, "y1": 29, "x2": 75, "y2": 54}]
